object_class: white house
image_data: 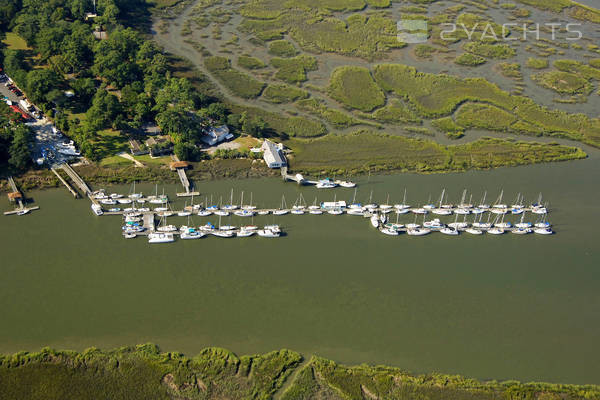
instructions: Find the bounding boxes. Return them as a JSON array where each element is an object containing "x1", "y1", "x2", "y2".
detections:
[
  {"x1": 261, "y1": 140, "x2": 287, "y2": 168},
  {"x1": 201, "y1": 125, "x2": 233, "y2": 146}
]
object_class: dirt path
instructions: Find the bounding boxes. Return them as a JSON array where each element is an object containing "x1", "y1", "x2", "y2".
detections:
[
  {"x1": 117, "y1": 152, "x2": 145, "y2": 167},
  {"x1": 272, "y1": 356, "x2": 312, "y2": 400}
]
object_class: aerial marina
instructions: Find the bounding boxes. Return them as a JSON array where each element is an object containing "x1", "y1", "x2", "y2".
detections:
[{"x1": 88, "y1": 183, "x2": 555, "y2": 243}]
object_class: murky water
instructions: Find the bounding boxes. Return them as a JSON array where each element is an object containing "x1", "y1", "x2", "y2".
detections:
[{"x1": 1, "y1": 151, "x2": 599, "y2": 385}]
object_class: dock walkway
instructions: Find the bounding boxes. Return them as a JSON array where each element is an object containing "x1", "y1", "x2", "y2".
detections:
[{"x1": 3, "y1": 176, "x2": 40, "y2": 215}]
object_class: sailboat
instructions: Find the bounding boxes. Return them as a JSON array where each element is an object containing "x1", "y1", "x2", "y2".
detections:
[
  {"x1": 215, "y1": 196, "x2": 229, "y2": 216},
  {"x1": 242, "y1": 192, "x2": 257, "y2": 210},
  {"x1": 273, "y1": 195, "x2": 289, "y2": 215},
  {"x1": 394, "y1": 188, "x2": 410, "y2": 211},
  {"x1": 455, "y1": 190, "x2": 471, "y2": 215},
  {"x1": 178, "y1": 201, "x2": 192, "y2": 217},
  {"x1": 234, "y1": 192, "x2": 255, "y2": 216},
  {"x1": 364, "y1": 190, "x2": 378, "y2": 210},
  {"x1": 491, "y1": 190, "x2": 507, "y2": 214},
  {"x1": 222, "y1": 188, "x2": 239, "y2": 210},
  {"x1": 465, "y1": 215, "x2": 484, "y2": 235},
  {"x1": 308, "y1": 197, "x2": 322, "y2": 214},
  {"x1": 380, "y1": 194, "x2": 393, "y2": 211},
  {"x1": 432, "y1": 189, "x2": 452, "y2": 215},
  {"x1": 156, "y1": 214, "x2": 177, "y2": 232},
  {"x1": 128, "y1": 181, "x2": 143, "y2": 200}
]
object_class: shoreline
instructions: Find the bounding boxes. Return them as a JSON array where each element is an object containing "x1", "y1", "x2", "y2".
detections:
[
  {"x1": 1, "y1": 344, "x2": 599, "y2": 399},
  {"x1": 0, "y1": 150, "x2": 589, "y2": 194}
]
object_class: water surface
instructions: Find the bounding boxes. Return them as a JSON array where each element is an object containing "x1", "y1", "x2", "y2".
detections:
[{"x1": 1, "y1": 154, "x2": 599, "y2": 385}]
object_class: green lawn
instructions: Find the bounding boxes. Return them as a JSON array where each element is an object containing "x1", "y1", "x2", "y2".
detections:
[{"x1": 2, "y1": 32, "x2": 29, "y2": 50}]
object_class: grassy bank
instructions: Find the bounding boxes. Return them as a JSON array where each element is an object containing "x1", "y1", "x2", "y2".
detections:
[
  {"x1": 1, "y1": 344, "x2": 599, "y2": 400},
  {"x1": 0, "y1": 159, "x2": 279, "y2": 193},
  {"x1": 286, "y1": 131, "x2": 587, "y2": 175}
]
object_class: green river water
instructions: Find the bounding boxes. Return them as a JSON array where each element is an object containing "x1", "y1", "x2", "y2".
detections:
[{"x1": 1, "y1": 153, "x2": 599, "y2": 385}]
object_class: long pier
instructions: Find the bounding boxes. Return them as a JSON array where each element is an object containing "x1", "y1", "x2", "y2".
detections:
[{"x1": 51, "y1": 166, "x2": 78, "y2": 197}]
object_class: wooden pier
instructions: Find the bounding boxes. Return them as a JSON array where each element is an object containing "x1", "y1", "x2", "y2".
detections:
[
  {"x1": 51, "y1": 166, "x2": 78, "y2": 198},
  {"x1": 170, "y1": 161, "x2": 199, "y2": 197},
  {"x1": 3, "y1": 176, "x2": 40, "y2": 215},
  {"x1": 281, "y1": 166, "x2": 306, "y2": 184}
]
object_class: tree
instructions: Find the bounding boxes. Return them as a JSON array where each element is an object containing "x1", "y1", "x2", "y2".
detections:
[
  {"x1": 8, "y1": 125, "x2": 32, "y2": 171},
  {"x1": 154, "y1": 77, "x2": 198, "y2": 111},
  {"x1": 174, "y1": 142, "x2": 200, "y2": 161},
  {"x1": 241, "y1": 113, "x2": 268, "y2": 138},
  {"x1": 85, "y1": 89, "x2": 122, "y2": 131},
  {"x1": 25, "y1": 69, "x2": 62, "y2": 105},
  {"x1": 204, "y1": 102, "x2": 227, "y2": 124}
]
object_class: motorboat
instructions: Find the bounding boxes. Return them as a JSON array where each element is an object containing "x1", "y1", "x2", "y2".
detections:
[
  {"x1": 454, "y1": 208, "x2": 470, "y2": 215},
  {"x1": 101, "y1": 198, "x2": 117, "y2": 205},
  {"x1": 214, "y1": 210, "x2": 230, "y2": 216},
  {"x1": 181, "y1": 229, "x2": 205, "y2": 239},
  {"x1": 236, "y1": 229, "x2": 255, "y2": 237},
  {"x1": 157, "y1": 225, "x2": 177, "y2": 232},
  {"x1": 291, "y1": 209, "x2": 305, "y2": 215},
  {"x1": 148, "y1": 232, "x2": 174, "y2": 243},
  {"x1": 411, "y1": 208, "x2": 428, "y2": 214},
  {"x1": 380, "y1": 227, "x2": 399, "y2": 236},
  {"x1": 346, "y1": 208, "x2": 364, "y2": 216},
  {"x1": 309, "y1": 209, "x2": 323, "y2": 215},
  {"x1": 220, "y1": 225, "x2": 236, "y2": 231},
  {"x1": 316, "y1": 178, "x2": 337, "y2": 189},
  {"x1": 123, "y1": 232, "x2": 137, "y2": 239},
  {"x1": 370, "y1": 214, "x2": 380, "y2": 228},
  {"x1": 117, "y1": 198, "x2": 133, "y2": 204},
  {"x1": 407, "y1": 227, "x2": 431, "y2": 236},
  {"x1": 440, "y1": 227, "x2": 459, "y2": 236},
  {"x1": 91, "y1": 204, "x2": 103, "y2": 216},
  {"x1": 212, "y1": 230, "x2": 235, "y2": 238},
  {"x1": 258, "y1": 229, "x2": 280, "y2": 237},
  {"x1": 424, "y1": 219, "x2": 444, "y2": 229},
  {"x1": 264, "y1": 224, "x2": 281, "y2": 233},
  {"x1": 234, "y1": 209, "x2": 255, "y2": 217},
  {"x1": 336, "y1": 180, "x2": 356, "y2": 188},
  {"x1": 432, "y1": 208, "x2": 452, "y2": 216},
  {"x1": 448, "y1": 222, "x2": 468, "y2": 229},
  {"x1": 178, "y1": 211, "x2": 192, "y2": 217},
  {"x1": 273, "y1": 209, "x2": 289, "y2": 215},
  {"x1": 108, "y1": 208, "x2": 121, "y2": 213},
  {"x1": 328, "y1": 208, "x2": 343, "y2": 215}
]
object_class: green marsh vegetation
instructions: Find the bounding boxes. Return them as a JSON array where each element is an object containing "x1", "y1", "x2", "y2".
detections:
[
  {"x1": 204, "y1": 56, "x2": 266, "y2": 98},
  {"x1": 267, "y1": 40, "x2": 298, "y2": 57},
  {"x1": 328, "y1": 66, "x2": 385, "y2": 112},
  {"x1": 295, "y1": 98, "x2": 364, "y2": 128},
  {"x1": 270, "y1": 55, "x2": 317, "y2": 84},
  {"x1": 237, "y1": 55, "x2": 266, "y2": 70},
  {"x1": 2, "y1": 345, "x2": 599, "y2": 400},
  {"x1": 287, "y1": 131, "x2": 586, "y2": 174},
  {"x1": 455, "y1": 53, "x2": 487, "y2": 66},
  {"x1": 262, "y1": 84, "x2": 308, "y2": 103},
  {"x1": 372, "y1": 63, "x2": 600, "y2": 146}
]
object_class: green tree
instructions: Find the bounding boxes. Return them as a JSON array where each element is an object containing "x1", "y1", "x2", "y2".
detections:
[
  {"x1": 8, "y1": 125, "x2": 32, "y2": 171},
  {"x1": 25, "y1": 69, "x2": 61, "y2": 105}
]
